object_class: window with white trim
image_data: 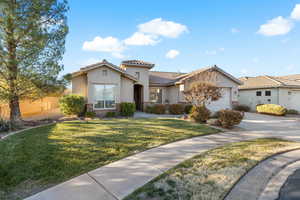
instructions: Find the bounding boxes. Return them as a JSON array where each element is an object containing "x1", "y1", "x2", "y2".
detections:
[{"x1": 93, "y1": 84, "x2": 116, "y2": 109}]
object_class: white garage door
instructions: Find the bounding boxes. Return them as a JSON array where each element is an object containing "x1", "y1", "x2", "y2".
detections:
[
  {"x1": 207, "y1": 88, "x2": 231, "y2": 112},
  {"x1": 289, "y1": 90, "x2": 300, "y2": 111}
]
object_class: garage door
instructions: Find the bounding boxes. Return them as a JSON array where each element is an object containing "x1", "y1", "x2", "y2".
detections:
[
  {"x1": 207, "y1": 88, "x2": 231, "y2": 112},
  {"x1": 288, "y1": 90, "x2": 300, "y2": 111}
]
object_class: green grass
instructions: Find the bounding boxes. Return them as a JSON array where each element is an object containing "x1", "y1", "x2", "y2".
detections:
[
  {"x1": 0, "y1": 118, "x2": 217, "y2": 200},
  {"x1": 125, "y1": 138, "x2": 300, "y2": 200}
]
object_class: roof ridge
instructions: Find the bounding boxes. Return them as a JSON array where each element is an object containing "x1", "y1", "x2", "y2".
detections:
[{"x1": 264, "y1": 75, "x2": 285, "y2": 86}]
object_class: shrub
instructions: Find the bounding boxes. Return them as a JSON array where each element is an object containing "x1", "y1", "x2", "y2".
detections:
[
  {"x1": 256, "y1": 104, "x2": 287, "y2": 116},
  {"x1": 184, "y1": 104, "x2": 193, "y2": 114},
  {"x1": 120, "y1": 102, "x2": 136, "y2": 116},
  {"x1": 145, "y1": 105, "x2": 154, "y2": 113},
  {"x1": 85, "y1": 111, "x2": 96, "y2": 118},
  {"x1": 190, "y1": 105, "x2": 211, "y2": 123},
  {"x1": 169, "y1": 104, "x2": 184, "y2": 115},
  {"x1": 0, "y1": 118, "x2": 9, "y2": 132},
  {"x1": 59, "y1": 94, "x2": 85, "y2": 116},
  {"x1": 218, "y1": 109, "x2": 244, "y2": 129},
  {"x1": 152, "y1": 104, "x2": 166, "y2": 114},
  {"x1": 233, "y1": 104, "x2": 250, "y2": 112},
  {"x1": 287, "y1": 109, "x2": 299, "y2": 115},
  {"x1": 105, "y1": 112, "x2": 116, "y2": 118}
]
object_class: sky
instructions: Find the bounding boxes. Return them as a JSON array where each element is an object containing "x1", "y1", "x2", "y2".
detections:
[{"x1": 62, "y1": 0, "x2": 300, "y2": 78}]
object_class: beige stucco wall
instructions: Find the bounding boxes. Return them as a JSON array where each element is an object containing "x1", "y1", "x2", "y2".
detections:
[
  {"x1": 165, "y1": 85, "x2": 180, "y2": 104},
  {"x1": 120, "y1": 77, "x2": 134, "y2": 102},
  {"x1": 72, "y1": 75, "x2": 87, "y2": 97},
  {"x1": 238, "y1": 88, "x2": 279, "y2": 111},
  {"x1": 278, "y1": 88, "x2": 300, "y2": 111},
  {"x1": 86, "y1": 66, "x2": 121, "y2": 104},
  {"x1": 124, "y1": 67, "x2": 149, "y2": 102}
]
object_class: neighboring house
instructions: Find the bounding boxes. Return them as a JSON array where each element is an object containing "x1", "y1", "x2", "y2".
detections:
[
  {"x1": 71, "y1": 59, "x2": 242, "y2": 115},
  {"x1": 239, "y1": 75, "x2": 300, "y2": 111}
]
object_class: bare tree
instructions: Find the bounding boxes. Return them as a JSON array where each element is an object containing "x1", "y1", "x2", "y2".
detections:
[{"x1": 182, "y1": 70, "x2": 222, "y2": 106}]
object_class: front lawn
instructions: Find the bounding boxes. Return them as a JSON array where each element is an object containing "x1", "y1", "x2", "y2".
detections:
[
  {"x1": 0, "y1": 118, "x2": 217, "y2": 200},
  {"x1": 125, "y1": 138, "x2": 300, "y2": 200}
]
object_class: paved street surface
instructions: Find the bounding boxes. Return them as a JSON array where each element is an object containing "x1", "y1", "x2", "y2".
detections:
[{"x1": 278, "y1": 169, "x2": 300, "y2": 200}]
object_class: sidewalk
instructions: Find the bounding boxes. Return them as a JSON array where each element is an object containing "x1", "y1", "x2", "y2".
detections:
[{"x1": 25, "y1": 131, "x2": 269, "y2": 200}]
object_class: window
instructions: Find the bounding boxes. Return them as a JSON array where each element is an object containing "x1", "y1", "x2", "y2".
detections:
[
  {"x1": 135, "y1": 72, "x2": 140, "y2": 80},
  {"x1": 265, "y1": 91, "x2": 271, "y2": 96},
  {"x1": 93, "y1": 84, "x2": 116, "y2": 109},
  {"x1": 150, "y1": 88, "x2": 162, "y2": 103},
  {"x1": 102, "y1": 69, "x2": 108, "y2": 76},
  {"x1": 256, "y1": 91, "x2": 262, "y2": 96}
]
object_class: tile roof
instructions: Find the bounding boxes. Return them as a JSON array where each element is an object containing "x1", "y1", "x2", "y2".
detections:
[
  {"x1": 121, "y1": 60, "x2": 154, "y2": 68},
  {"x1": 149, "y1": 71, "x2": 186, "y2": 86},
  {"x1": 239, "y1": 75, "x2": 300, "y2": 90},
  {"x1": 72, "y1": 59, "x2": 137, "y2": 81}
]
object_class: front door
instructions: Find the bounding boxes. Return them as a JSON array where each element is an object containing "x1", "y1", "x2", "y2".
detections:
[{"x1": 134, "y1": 85, "x2": 143, "y2": 111}]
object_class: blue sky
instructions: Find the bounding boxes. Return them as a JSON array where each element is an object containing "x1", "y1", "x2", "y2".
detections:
[{"x1": 62, "y1": 0, "x2": 300, "y2": 77}]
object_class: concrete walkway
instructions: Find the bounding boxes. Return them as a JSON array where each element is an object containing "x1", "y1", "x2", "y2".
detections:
[{"x1": 25, "y1": 113, "x2": 300, "y2": 200}]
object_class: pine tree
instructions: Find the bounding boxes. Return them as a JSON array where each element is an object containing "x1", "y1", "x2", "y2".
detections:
[{"x1": 0, "y1": 0, "x2": 68, "y2": 127}]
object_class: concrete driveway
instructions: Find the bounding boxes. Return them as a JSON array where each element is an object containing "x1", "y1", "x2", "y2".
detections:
[
  {"x1": 238, "y1": 112, "x2": 300, "y2": 142},
  {"x1": 239, "y1": 112, "x2": 300, "y2": 131}
]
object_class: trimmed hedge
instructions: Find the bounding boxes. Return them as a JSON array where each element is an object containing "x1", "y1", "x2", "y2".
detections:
[
  {"x1": 184, "y1": 104, "x2": 193, "y2": 114},
  {"x1": 233, "y1": 104, "x2": 250, "y2": 112},
  {"x1": 152, "y1": 104, "x2": 166, "y2": 114},
  {"x1": 59, "y1": 94, "x2": 86, "y2": 116},
  {"x1": 169, "y1": 104, "x2": 185, "y2": 115},
  {"x1": 218, "y1": 109, "x2": 244, "y2": 129},
  {"x1": 256, "y1": 104, "x2": 287, "y2": 116},
  {"x1": 287, "y1": 109, "x2": 299, "y2": 115},
  {"x1": 105, "y1": 112, "x2": 117, "y2": 118},
  {"x1": 85, "y1": 111, "x2": 96, "y2": 118},
  {"x1": 120, "y1": 102, "x2": 136, "y2": 116},
  {"x1": 190, "y1": 105, "x2": 211, "y2": 123}
]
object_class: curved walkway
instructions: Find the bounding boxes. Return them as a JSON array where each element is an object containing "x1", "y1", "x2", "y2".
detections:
[
  {"x1": 25, "y1": 113, "x2": 300, "y2": 200},
  {"x1": 225, "y1": 149, "x2": 300, "y2": 200}
]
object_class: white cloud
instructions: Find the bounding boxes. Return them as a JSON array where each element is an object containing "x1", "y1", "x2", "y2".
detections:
[
  {"x1": 286, "y1": 64, "x2": 295, "y2": 72},
  {"x1": 166, "y1": 49, "x2": 180, "y2": 59},
  {"x1": 231, "y1": 28, "x2": 240, "y2": 33},
  {"x1": 124, "y1": 32, "x2": 158, "y2": 46},
  {"x1": 82, "y1": 36, "x2": 125, "y2": 58},
  {"x1": 82, "y1": 36, "x2": 124, "y2": 52},
  {"x1": 291, "y1": 4, "x2": 300, "y2": 20},
  {"x1": 219, "y1": 47, "x2": 225, "y2": 52},
  {"x1": 257, "y1": 16, "x2": 294, "y2": 36},
  {"x1": 138, "y1": 18, "x2": 188, "y2": 38}
]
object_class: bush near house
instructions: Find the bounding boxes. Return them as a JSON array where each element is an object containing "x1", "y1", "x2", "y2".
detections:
[
  {"x1": 120, "y1": 102, "x2": 136, "y2": 116},
  {"x1": 85, "y1": 111, "x2": 96, "y2": 118},
  {"x1": 152, "y1": 104, "x2": 166, "y2": 114},
  {"x1": 169, "y1": 104, "x2": 185, "y2": 115},
  {"x1": 145, "y1": 105, "x2": 154, "y2": 113},
  {"x1": 59, "y1": 94, "x2": 85, "y2": 117},
  {"x1": 287, "y1": 109, "x2": 299, "y2": 115},
  {"x1": 218, "y1": 109, "x2": 244, "y2": 128},
  {"x1": 184, "y1": 104, "x2": 193, "y2": 114},
  {"x1": 256, "y1": 104, "x2": 287, "y2": 116},
  {"x1": 105, "y1": 111, "x2": 117, "y2": 118},
  {"x1": 233, "y1": 104, "x2": 250, "y2": 112},
  {"x1": 190, "y1": 105, "x2": 211, "y2": 123}
]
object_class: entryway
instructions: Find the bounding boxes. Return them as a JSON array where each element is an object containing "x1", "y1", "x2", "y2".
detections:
[{"x1": 134, "y1": 84, "x2": 143, "y2": 111}]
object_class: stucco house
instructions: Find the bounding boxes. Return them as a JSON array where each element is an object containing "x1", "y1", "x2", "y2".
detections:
[
  {"x1": 239, "y1": 75, "x2": 300, "y2": 111},
  {"x1": 71, "y1": 59, "x2": 242, "y2": 115}
]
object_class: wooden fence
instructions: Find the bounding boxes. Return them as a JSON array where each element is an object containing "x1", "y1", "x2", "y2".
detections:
[{"x1": 0, "y1": 97, "x2": 61, "y2": 120}]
